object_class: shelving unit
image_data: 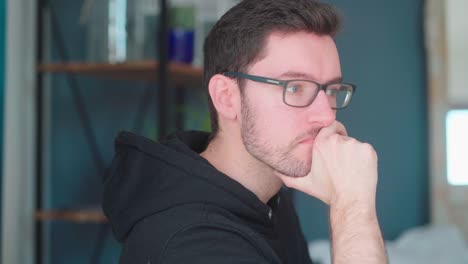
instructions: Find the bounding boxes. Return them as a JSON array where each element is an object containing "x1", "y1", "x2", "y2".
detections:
[
  {"x1": 35, "y1": 60, "x2": 202, "y2": 228},
  {"x1": 38, "y1": 60, "x2": 203, "y2": 85},
  {"x1": 35, "y1": 60, "x2": 203, "y2": 227},
  {"x1": 35, "y1": 210, "x2": 107, "y2": 223},
  {"x1": 34, "y1": 0, "x2": 205, "y2": 263}
]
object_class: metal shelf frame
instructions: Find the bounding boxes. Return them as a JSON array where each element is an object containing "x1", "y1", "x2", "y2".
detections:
[{"x1": 34, "y1": 0, "x2": 179, "y2": 263}]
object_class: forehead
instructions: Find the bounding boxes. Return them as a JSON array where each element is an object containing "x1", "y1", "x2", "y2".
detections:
[{"x1": 249, "y1": 31, "x2": 341, "y2": 83}]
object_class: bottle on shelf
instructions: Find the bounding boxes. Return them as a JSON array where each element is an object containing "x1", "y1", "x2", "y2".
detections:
[
  {"x1": 169, "y1": 0, "x2": 196, "y2": 64},
  {"x1": 84, "y1": 0, "x2": 161, "y2": 63},
  {"x1": 193, "y1": 0, "x2": 240, "y2": 67}
]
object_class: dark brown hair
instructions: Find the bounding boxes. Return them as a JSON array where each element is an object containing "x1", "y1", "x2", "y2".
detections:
[{"x1": 203, "y1": 0, "x2": 341, "y2": 138}]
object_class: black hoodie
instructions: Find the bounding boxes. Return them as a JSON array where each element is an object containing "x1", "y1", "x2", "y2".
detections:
[{"x1": 103, "y1": 131, "x2": 313, "y2": 264}]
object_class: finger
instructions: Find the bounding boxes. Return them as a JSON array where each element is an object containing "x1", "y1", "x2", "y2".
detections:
[
  {"x1": 316, "y1": 121, "x2": 348, "y2": 141},
  {"x1": 275, "y1": 170, "x2": 319, "y2": 189},
  {"x1": 275, "y1": 171, "x2": 329, "y2": 204},
  {"x1": 332, "y1": 121, "x2": 348, "y2": 136}
]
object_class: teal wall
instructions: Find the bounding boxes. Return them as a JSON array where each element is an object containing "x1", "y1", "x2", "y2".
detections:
[{"x1": 296, "y1": 0, "x2": 429, "y2": 241}]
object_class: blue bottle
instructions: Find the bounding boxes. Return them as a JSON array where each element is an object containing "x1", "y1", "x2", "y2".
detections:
[{"x1": 169, "y1": 4, "x2": 195, "y2": 64}]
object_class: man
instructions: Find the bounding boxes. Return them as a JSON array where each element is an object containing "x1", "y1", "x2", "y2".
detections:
[{"x1": 103, "y1": 0, "x2": 388, "y2": 263}]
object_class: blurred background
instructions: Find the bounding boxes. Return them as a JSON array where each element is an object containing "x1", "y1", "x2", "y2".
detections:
[{"x1": 1, "y1": 0, "x2": 467, "y2": 263}]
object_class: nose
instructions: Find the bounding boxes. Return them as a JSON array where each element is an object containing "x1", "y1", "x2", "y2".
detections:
[{"x1": 305, "y1": 90, "x2": 336, "y2": 126}]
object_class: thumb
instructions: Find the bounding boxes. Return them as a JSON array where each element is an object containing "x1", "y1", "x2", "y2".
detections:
[
  {"x1": 315, "y1": 121, "x2": 348, "y2": 143},
  {"x1": 274, "y1": 171, "x2": 300, "y2": 188},
  {"x1": 275, "y1": 170, "x2": 330, "y2": 204}
]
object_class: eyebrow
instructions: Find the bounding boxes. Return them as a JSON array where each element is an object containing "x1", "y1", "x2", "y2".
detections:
[{"x1": 278, "y1": 71, "x2": 343, "y2": 84}]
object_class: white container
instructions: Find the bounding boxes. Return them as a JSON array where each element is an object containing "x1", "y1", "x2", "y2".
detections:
[
  {"x1": 86, "y1": 0, "x2": 129, "y2": 63},
  {"x1": 86, "y1": 0, "x2": 161, "y2": 63},
  {"x1": 126, "y1": 0, "x2": 160, "y2": 61}
]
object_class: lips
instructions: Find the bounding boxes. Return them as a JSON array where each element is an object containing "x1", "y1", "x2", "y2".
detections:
[
  {"x1": 297, "y1": 129, "x2": 320, "y2": 145},
  {"x1": 299, "y1": 138, "x2": 315, "y2": 144}
]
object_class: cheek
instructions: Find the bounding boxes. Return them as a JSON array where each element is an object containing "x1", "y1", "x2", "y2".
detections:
[
  {"x1": 255, "y1": 104, "x2": 301, "y2": 144},
  {"x1": 247, "y1": 87, "x2": 303, "y2": 144}
]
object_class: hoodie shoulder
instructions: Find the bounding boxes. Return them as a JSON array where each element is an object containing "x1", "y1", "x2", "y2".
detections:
[
  {"x1": 120, "y1": 203, "x2": 281, "y2": 264},
  {"x1": 160, "y1": 225, "x2": 277, "y2": 264}
]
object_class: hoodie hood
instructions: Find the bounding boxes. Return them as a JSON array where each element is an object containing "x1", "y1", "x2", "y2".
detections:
[{"x1": 103, "y1": 131, "x2": 274, "y2": 242}]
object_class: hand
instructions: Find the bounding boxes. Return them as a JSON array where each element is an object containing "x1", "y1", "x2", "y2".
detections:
[{"x1": 275, "y1": 121, "x2": 378, "y2": 208}]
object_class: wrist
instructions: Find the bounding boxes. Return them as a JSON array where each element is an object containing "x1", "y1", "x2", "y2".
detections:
[{"x1": 330, "y1": 198, "x2": 377, "y2": 220}]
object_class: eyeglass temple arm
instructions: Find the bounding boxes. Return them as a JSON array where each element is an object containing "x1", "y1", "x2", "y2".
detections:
[{"x1": 224, "y1": 72, "x2": 287, "y2": 86}]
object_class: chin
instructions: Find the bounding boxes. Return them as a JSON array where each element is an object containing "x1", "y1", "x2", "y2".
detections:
[
  {"x1": 285, "y1": 166, "x2": 310, "y2": 178},
  {"x1": 292, "y1": 155, "x2": 312, "y2": 177},
  {"x1": 282, "y1": 155, "x2": 312, "y2": 178}
]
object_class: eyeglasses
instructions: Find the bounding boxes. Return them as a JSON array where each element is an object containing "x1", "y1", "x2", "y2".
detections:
[{"x1": 223, "y1": 72, "x2": 356, "y2": 109}]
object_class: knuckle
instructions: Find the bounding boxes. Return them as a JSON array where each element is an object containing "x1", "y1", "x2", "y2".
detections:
[
  {"x1": 330, "y1": 134, "x2": 341, "y2": 143},
  {"x1": 341, "y1": 136, "x2": 356, "y2": 145},
  {"x1": 362, "y1": 143, "x2": 377, "y2": 157}
]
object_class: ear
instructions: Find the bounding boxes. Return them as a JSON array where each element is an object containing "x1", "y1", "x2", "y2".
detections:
[{"x1": 208, "y1": 74, "x2": 239, "y2": 121}]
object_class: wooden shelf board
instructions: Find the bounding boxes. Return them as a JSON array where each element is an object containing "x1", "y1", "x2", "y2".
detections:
[
  {"x1": 37, "y1": 60, "x2": 203, "y2": 85},
  {"x1": 35, "y1": 210, "x2": 107, "y2": 223}
]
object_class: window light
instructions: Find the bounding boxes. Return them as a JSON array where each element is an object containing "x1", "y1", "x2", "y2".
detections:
[{"x1": 446, "y1": 110, "x2": 468, "y2": 185}]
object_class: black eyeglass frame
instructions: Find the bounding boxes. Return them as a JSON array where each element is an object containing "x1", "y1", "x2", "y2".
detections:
[{"x1": 223, "y1": 71, "x2": 356, "y2": 109}]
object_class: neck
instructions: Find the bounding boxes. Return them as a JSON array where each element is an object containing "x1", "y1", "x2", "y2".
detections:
[{"x1": 200, "y1": 131, "x2": 283, "y2": 204}]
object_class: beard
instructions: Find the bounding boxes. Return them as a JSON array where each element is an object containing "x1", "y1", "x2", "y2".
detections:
[{"x1": 240, "y1": 96, "x2": 311, "y2": 178}]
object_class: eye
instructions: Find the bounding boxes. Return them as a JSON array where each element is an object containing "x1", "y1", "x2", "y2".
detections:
[{"x1": 286, "y1": 84, "x2": 302, "y2": 93}]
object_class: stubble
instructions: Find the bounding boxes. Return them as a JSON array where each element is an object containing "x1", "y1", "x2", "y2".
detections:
[{"x1": 240, "y1": 96, "x2": 311, "y2": 178}]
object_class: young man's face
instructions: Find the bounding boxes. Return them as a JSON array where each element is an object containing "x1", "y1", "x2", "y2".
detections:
[{"x1": 240, "y1": 32, "x2": 341, "y2": 178}]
